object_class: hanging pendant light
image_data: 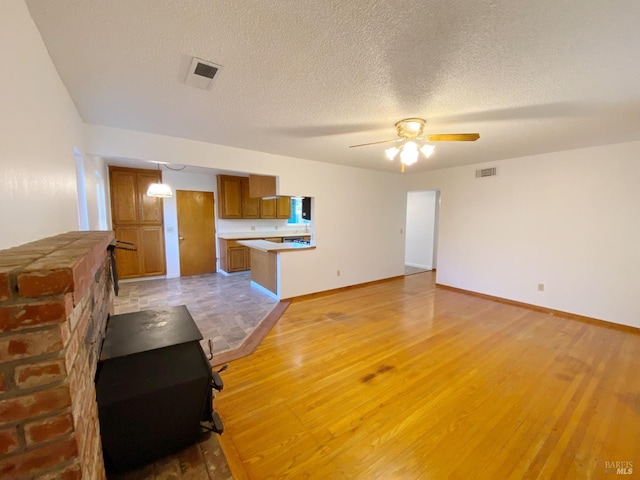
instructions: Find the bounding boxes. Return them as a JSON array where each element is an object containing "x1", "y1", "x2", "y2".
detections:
[{"x1": 146, "y1": 163, "x2": 173, "y2": 198}]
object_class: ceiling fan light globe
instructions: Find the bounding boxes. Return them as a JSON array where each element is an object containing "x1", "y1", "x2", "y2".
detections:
[
  {"x1": 400, "y1": 141, "x2": 419, "y2": 165},
  {"x1": 385, "y1": 146, "x2": 399, "y2": 161},
  {"x1": 420, "y1": 144, "x2": 435, "y2": 158}
]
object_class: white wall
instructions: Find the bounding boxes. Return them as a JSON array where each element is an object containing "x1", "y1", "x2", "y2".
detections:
[
  {"x1": 82, "y1": 155, "x2": 109, "y2": 230},
  {"x1": 0, "y1": 0, "x2": 86, "y2": 249},
  {"x1": 161, "y1": 170, "x2": 217, "y2": 277},
  {"x1": 405, "y1": 191, "x2": 437, "y2": 270},
  {"x1": 405, "y1": 141, "x2": 640, "y2": 329},
  {"x1": 86, "y1": 125, "x2": 407, "y2": 297}
]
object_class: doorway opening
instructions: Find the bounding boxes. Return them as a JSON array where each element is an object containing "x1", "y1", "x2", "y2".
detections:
[{"x1": 404, "y1": 190, "x2": 439, "y2": 275}]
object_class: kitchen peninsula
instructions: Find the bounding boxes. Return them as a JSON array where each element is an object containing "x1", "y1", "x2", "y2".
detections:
[
  {"x1": 238, "y1": 238, "x2": 314, "y2": 298},
  {"x1": 217, "y1": 231, "x2": 314, "y2": 298}
]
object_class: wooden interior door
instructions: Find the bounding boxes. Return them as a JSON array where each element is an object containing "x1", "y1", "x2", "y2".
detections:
[{"x1": 177, "y1": 190, "x2": 216, "y2": 276}]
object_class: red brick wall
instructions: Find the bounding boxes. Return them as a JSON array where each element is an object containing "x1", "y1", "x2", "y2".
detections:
[{"x1": 0, "y1": 231, "x2": 115, "y2": 479}]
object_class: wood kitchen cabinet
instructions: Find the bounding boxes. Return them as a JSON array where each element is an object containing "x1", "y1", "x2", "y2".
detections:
[
  {"x1": 219, "y1": 239, "x2": 251, "y2": 272},
  {"x1": 276, "y1": 196, "x2": 291, "y2": 219},
  {"x1": 260, "y1": 196, "x2": 291, "y2": 219},
  {"x1": 110, "y1": 170, "x2": 139, "y2": 224},
  {"x1": 217, "y1": 175, "x2": 243, "y2": 219},
  {"x1": 241, "y1": 177, "x2": 260, "y2": 219},
  {"x1": 109, "y1": 166, "x2": 167, "y2": 279},
  {"x1": 260, "y1": 198, "x2": 276, "y2": 219},
  {"x1": 217, "y1": 175, "x2": 264, "y2": 219},
  {"x1": 217, "y1": 174, "x2": 291, "y2": 220}
]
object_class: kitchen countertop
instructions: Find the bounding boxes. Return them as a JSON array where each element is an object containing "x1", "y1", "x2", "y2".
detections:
[
  {"x1": 218, "y1": 231, "x2": 311, "y2": 240},
  {"x1": 237, "y1": 240, "x2": 316, "y2": 252}
]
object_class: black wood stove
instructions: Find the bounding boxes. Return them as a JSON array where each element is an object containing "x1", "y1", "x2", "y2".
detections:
[{"x1": 95, "y1": 305, "x2": 223, "y2": 472}]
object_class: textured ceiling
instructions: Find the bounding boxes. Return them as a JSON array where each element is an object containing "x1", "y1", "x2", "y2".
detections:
[{"x1": 25, "y1": 0, "x2": 640, "y2": 173}]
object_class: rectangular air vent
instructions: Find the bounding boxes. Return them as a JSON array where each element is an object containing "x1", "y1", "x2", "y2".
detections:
[
  {"x1": 476, "y1": 167, "x2": 497, "y2": 178},
  {"x1": 184, "y1": 57, "x2": 223, "y2": 90}
]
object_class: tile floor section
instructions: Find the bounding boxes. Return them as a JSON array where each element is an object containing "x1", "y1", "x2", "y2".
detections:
[
  {"x1": 114, "y1": 272, "x2": 278, "y2": 357},
  {"x1": 109, "y1": 272, "x2": 276, "y2": 480},
  {"x1": 405, "y1": 265, "x2": 431, "y2": 275},
  {"x1": 108, "y1": 433, "x2": 232, "y2": 480}
]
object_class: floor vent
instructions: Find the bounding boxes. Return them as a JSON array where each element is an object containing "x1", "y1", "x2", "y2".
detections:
[
  {"x1": 184, "y1": 57, "x2": 223, "y2": 90},
  {"x1": 476, "y1": 167, "x2": 497, "y2": 178}
]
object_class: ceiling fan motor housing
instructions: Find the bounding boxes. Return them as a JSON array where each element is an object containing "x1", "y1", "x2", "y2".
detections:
[{"x1": 395, "y1": 118, "x2": 426, "y2": 138}]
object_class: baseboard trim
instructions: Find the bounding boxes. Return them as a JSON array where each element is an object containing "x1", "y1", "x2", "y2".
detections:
[
  {"x1": 284, "y1": 275, "x2": 407, "y2": 303},
  {"x1": 209, "y1": 300, "x2": 290, "y2": 367},
  {"x1": 436, "y1": 283, "x2": 640, "y2": 335}
]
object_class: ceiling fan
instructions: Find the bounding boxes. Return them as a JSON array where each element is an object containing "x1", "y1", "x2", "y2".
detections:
[{"x1": 349, "y1": 118, "x2": 480, "y2": 172}]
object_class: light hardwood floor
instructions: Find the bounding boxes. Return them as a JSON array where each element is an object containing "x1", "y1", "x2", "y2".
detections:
[{"x1": 216, "y1": 271, "x2": 640, "y2": 479}]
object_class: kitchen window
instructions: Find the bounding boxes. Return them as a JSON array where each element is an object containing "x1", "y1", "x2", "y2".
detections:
[{"x1": 288, "y1": 197, "x2": 310, "y2": 225}]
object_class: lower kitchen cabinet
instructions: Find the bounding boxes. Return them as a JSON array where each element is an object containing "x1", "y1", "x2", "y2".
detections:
[
  {"x1": 219, "y1": 239, "x2": 251, "y2": 273},
  {"x1": 227, "y1": 245, "x2": 250, "y2": 272}
]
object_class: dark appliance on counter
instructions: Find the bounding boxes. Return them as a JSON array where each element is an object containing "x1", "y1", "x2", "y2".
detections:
[
  {"x1": 95, "y1": 305, "x2": 223, "y2": 472},
  {"x1": 302, "y1": 196, "x2": 312, "y2": 220},
  {"x1": 283, "y1": 236, "x2": 311, "y2": 245}
]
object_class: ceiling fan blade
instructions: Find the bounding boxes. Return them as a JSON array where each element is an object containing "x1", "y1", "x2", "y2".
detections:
[
  {"x1": 426, "y1": 133, "x2": 480, "y2": 142},
  {"x1": 349, "y1": 139, "x2": 399, "y2": 148}
]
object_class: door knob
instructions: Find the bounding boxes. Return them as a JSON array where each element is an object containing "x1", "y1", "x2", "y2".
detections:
[{"x1": 179, "y1": 236, "x2": 185, "y2": 241}]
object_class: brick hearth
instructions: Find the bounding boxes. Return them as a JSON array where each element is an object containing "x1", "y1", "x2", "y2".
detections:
[{"x1": 0, "y1": 231, "x2": 114, "y2": 479}]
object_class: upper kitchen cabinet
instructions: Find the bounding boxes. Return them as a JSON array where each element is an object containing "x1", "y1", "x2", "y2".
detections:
[
  {"x1": 260, "y1": 198, "x2": 276, "y2": 219},
  {"x1": 217, "y1": 174, "x2": 290, "y2": 219},
  {"x1": 241, "y1": 177, "x2": 261, "y2": 219},
  {"x1": 248, "y1": 174, "x2": 276, "y2": 198},
  {"x1": 260, "y1": 196, "x2": 291, "y2": 219},
  {"x1": 276, "y1": 196, "x2": 291, "y2": 219},
  {"x1": 110, "y1": 169, "x2": 139, "y2": 224},
  {"x1": 137, "y1": 172, "x2": 164, "y2": 224},
  {"x1": 110, "y1": 167, "x2": 163, "y2": 225},
  {"x1": 217, "y1": 175, "x2": 243, "y2": 219}
]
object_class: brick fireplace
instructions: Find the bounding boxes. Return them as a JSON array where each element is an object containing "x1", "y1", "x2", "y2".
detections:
[{"x1": 0, "y1": 231, "x2": 115, "y2": 479}]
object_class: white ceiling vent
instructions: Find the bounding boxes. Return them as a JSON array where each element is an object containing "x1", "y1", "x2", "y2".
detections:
[
  {"x1": 184, "y1": 57, "x2": 223, "y2": 90},
  {"x1": 476, "y1": 167, "x2": 497, "y2": 178}
]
